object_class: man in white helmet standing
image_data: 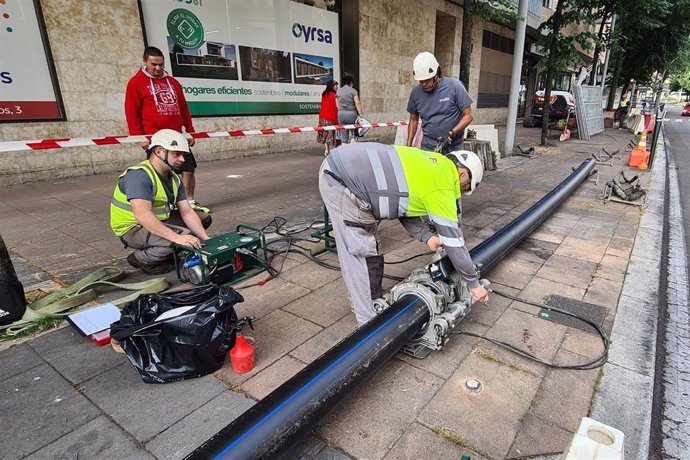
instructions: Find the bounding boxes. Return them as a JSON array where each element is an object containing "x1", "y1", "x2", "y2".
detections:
[
  {"x1": 406, "y1": 52, "x2": 474, "y2": 152},
  {"x1": 319, "y1": 142, "x2": 489, "y2": 326},
  {"x1": 110, "y1": 129, "x2": 211, "y2": 274}
]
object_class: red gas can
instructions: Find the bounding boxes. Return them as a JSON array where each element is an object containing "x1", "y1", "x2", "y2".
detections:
[{"x1": 230, "y1": 335, "x2": 255, "y2": 373}]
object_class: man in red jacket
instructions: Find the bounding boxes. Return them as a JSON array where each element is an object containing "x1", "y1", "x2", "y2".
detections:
[{"x1": 125, "y1": 46, "x2": 210, "y2": 213}]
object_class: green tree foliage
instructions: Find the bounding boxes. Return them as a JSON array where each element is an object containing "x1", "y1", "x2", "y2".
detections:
[
  {"x1": 608, "y1": 0, "x2": 690, "y2": 107},
  {"x1": 459, "y1": 0, "x2": 518, "y2": 87},
  {"x1": 534, "y1": 0, "x2": 600, "y2": 145}
]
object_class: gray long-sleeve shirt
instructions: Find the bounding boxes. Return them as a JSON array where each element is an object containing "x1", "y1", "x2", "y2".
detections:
[{"x1": 326, "y1": 142, "x2": 479, "y2": 287}]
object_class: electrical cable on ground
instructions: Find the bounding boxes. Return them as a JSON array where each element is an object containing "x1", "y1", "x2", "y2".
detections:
[{"x1": 454, "y1": 287, "x2": 610, "y2": 370}]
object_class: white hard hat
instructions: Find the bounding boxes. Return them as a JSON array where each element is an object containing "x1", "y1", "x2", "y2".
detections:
[
  {"x1": 447, "y1": 150, "x2": 483, "y2": 195},
  {"x1": 149, "y1": 129, "x2": 190, "y2": 153},
  {"x1": 413, "y1": 52, "x2": 440, "y2": 81}
]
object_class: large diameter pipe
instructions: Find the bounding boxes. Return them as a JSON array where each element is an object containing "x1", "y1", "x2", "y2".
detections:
[
  {"x1": 191, "y1": 295, "x2": 429, "y2": 459},
  {"x1": 188, "y1": 157, "x2": 596, "y2": 459},
  {"x1": 471, "y1": 157, "x2": 595, "y2": 274}
]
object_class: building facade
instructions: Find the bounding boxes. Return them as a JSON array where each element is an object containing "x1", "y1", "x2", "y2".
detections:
[{"x1": 1, "y1": 0, "x2": 553, "y2": 184}]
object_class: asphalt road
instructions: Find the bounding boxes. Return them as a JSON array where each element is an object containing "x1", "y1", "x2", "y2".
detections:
[{"x1": 651, "y1": 104, "x2": 690, "y2": 459}]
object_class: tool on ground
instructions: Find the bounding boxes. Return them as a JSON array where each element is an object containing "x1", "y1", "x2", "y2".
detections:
[
  {"x1": 591, "y1": 148, "x2": 622, "y2": 167},
  {"x1": 515, "y1": 144, "x2": 537, "y2": 158},
  {"x1": 601, "y1": 171, "x2": 648, "y2": 208},
  {"x1": 174, "y1": 225, "x2": 270, "y2": 286},
  {"x1": 434, "y1": 135, "x2": 453, "y2": 154},
  {"x1": 560, "y1": 108, "x2": 573, "y2": 141}
]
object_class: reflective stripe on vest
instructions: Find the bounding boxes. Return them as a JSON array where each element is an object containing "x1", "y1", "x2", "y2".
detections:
[{"x1": 109, "y1": 160, "x2": 180, "y2": 236}]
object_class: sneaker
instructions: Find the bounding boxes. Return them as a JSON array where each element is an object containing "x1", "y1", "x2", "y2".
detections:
[
  {"x1": 127, "y1": 252, "x2": 173, "y2": 275},
  {"x1": 188, "y1": 200, "x2": 211, "y2": 213}
]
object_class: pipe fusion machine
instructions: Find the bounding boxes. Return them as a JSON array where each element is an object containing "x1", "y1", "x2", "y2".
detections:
[{"x1": 173, "y1": 225, "x2": 269, "y2": 286}]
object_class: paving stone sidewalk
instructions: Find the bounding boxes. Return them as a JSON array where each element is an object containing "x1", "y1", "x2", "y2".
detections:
[{"x1": 0, "y1": 125, "x2": 661, "y2": 459}]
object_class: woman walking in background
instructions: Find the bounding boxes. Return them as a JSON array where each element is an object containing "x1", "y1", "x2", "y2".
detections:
[
  {"x1": 317, "y1": 80, "x2": 339, "y2": 156},
  {"x1": 337, "y1": 74, "x2": 364, "y2": 144}
]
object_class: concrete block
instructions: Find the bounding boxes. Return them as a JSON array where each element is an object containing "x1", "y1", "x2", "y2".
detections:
[
  {"x1": 233, "y1": 278, "x2": 311, "y2": 320},
  {"x1": 485, "y1": 308, "x2": 567, "y2": 377},
  {"x1": 607, "y1": 295, "x2": 657, "y2": 376},
  {"x1": 530, "y1": 350, "x2": 599, "y2": 431},
  {"x1": 538, "y1": 254, "x2": 598, "y2": 289},
  {"x1": 146, "y1": 391, "x2": 255, "y2": 460},
  {"x1": 287, "y1": 435, "x2": 326, "y2": 459},
  {"x1": 385, "y1": 422, "x2": 478, "y2": 459},
  {"x1": 242, "y1": 355, "x2": 308, "y2": 400},
  {"x1": 317, "y1": 360, "x2": 443, "y2": 459},
  {"x1": 508, "y1": 414, "x2": 575, "y2": 459},
  {"x1": 283, "y1": 280, "x2": 353, "y2": 328},
  {"x1": 0, "y1": 363, "x2": 100, "y2": 458},
  {"x1": 465, "y1": 283, "x2": 518, "y2": 327},
  {"x1": 418, "y1": 352, "x2": 541, "y2": 459},
  {"x1": 0, "y1": 344, "x2": 43, "y2": 383},
  {"x1": 487, "y1": 257, "x2": 543, "y2": 290},
  {"x1": 606, "y1": 236, "x2": 635, "y2": 258},
  {"x1": 28, "y1": 327, "x2": 126, "y2": 384},
  {"x1": 396, "y1": 319, "x2": 489, "y2": 380},
  {"x1": 583, "y1": 276, "x2": 622, "y2": 310},
  {"x1": 631, "y1": 227, "x2": 662, "y2": 261},
  {"x1": 596, "y1": 254, "x2": 629, "y2": 283},
  {"x1": 278, "y1": 260, "x2": 344, "y2": 290},
  {"x1": 620, "y1": 255, "x2": 659, "y2": 302},
  {"x1": 519, "y1": 276, "x2": 586, "y2": 305},
  {"x1": 510, "y1": 238, "x2": 559, "y2": 264},
  {"x1": 529, "y1": 223, "x2": 572, "y2": 245},
  {"x1": 26, "y1": 415, "x2": 153, "y2": 460},
  {"x1": 561, "y1": 327, "x2": 607, "y2": 359},
  {"x1": 554, "y1": 236, "x2": 607, "y2": 264},
  {"x1": 290, "y1": 314, "x2": 357, "y2": 365},
  {"x1": 80, "y1": 363, "x2": 227, "y2": 442},
  {"x1": 589, "y1": 364, "x2": 654, "y2": 460}
]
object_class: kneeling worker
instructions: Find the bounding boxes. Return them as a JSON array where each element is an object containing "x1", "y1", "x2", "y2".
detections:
[
  {"x1": 110, "y1": 129, "x2": 212, "y2": 275},
  {"x1": 319, "y1": 142, "x2": 489, "y2": 326}
]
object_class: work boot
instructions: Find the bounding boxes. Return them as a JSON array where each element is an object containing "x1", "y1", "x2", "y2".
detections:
[
  {"x1": 189, "y1": 200, "x2": 211, "y2": 213},
  {"x1": 127, "y1": 252, "x2": 172, "y2": 275}
]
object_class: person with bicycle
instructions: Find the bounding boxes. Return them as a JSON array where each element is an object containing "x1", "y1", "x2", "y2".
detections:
[{"x1": 406, "y1": 52, "x2": 474, "y2": 152}]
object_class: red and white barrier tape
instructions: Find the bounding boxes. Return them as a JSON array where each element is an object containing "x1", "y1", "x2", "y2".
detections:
[{"x1": 0, "y1": 121, "x2": 408, "y2": 153}]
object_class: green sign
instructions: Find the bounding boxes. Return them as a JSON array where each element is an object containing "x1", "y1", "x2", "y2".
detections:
[{"x1": 167, "y1": 9, "x2": 204, "y2": 49}]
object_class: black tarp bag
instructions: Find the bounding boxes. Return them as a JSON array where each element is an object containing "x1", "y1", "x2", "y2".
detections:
[{"x1": 110, "y1": 284, "x2": 246, "y2": 384}]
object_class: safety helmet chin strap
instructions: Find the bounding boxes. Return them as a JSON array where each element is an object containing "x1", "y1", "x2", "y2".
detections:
[{"x1": 150, "y1": 146, "x2": 182, "y2": 174}]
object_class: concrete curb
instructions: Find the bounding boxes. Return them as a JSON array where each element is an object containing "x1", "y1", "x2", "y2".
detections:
[{"x1": 589, "y1": 131, "x2": 667, "y2": 459}]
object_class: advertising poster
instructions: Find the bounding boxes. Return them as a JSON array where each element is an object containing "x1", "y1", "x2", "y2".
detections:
[
  {"x1": 140, "y1": 0, "x2": 340, "y2": 116},
  {"x1": 0, "y1": 0, "x2": 64, "y2": 122}
]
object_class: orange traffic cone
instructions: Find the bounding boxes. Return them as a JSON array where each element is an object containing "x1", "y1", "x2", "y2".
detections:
[
  {"x1": 638, "y1": 130, "x2": 648, "y2": 149},
  {"x1": 628, "y1": 130, "x2": 650, "y2": 167}
]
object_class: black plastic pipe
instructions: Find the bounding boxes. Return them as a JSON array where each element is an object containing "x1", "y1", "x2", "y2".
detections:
[
  {"x1": 471, "y1": 157, "x2": 595, "y2": 274},
  {"x1": 188, "y1": 157, "x2": 596, "y2": 460}
]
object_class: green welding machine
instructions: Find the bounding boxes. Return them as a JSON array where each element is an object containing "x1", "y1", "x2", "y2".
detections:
[{"x1": 173, "y1": 225, "x2": 268, "y2": 285}]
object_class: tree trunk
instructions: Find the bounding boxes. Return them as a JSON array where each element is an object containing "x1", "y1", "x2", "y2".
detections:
[
  {"x1": 589, "y1": 6, "x2": 613, "y2": 86},
  {"x1": 607, "y1": 49, "x2": 624, "y2": 110},
  {"x1": 541, "y1": 5, "x2": 565, "y2": 146},
  {"x1": 459, "y1": 0, "x2": 473, "y2": 88}
]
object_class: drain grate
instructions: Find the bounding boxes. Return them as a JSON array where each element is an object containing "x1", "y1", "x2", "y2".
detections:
[{"x1": 539, "y1": 295, "x2": 607, "y2": 334}]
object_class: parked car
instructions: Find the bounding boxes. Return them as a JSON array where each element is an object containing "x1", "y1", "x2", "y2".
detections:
[
  {"x1": 523, "y1": 90, "x2": 576, "y2": 127},
  {"x1": 681, "y1": 103, "x2": 690, "y2": 116}
]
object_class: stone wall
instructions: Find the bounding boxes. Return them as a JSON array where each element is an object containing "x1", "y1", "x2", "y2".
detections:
[{"x1": 0, "y1": 0, "x2": 499, "y2": 185}]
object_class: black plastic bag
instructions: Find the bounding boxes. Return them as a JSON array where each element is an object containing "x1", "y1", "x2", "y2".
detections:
[{"x1": 110, "y1": 285, "x2": 245, "y2": 384}]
